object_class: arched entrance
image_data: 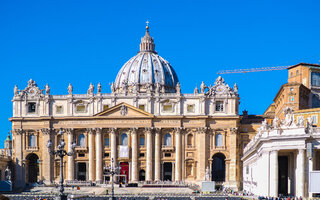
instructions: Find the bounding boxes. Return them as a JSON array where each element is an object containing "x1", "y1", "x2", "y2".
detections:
[
  {"x1": 139, "y1": 169, "x2": 145, "y2": 181},
  {"x1": 211, "y1": 153, "x2": 226, "y2": 182},
  {"x1": 120, "y1": 162, "x2": 129, "y2": 183},
  {"x1": 163, "y1": 162, "x2": 173, "y2": 181},
  {"x1": 26, "y1": 153, "x2": 39, "y2": 183}
]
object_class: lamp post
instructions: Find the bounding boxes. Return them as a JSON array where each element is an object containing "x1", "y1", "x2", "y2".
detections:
[
  {"x1": 47, "y1": 128, "x2": 76, "y2": 200},
  {"x1": 105, "y1": 158, "x2": 121, "y2": 200}
]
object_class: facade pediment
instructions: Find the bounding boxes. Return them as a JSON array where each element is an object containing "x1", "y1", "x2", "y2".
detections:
[{"x1": 94, "y1": 102, "x2": 154, "y2": 118}]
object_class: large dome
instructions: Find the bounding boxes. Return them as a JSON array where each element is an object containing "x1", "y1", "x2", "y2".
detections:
[{"x1": 114, "y1": 24, "x2": 179, "y2": 93}]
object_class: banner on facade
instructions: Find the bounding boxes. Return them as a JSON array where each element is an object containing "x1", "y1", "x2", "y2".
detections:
[
  {"x1": 309, "y1": 171, "x2": 320, "y2": 193},
  {"x1": 119, "y1": 145, "x2": 129, "y2": 158}
]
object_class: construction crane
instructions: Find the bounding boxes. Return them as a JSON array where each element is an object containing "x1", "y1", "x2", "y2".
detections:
[{"x1": 217, "y1": 65, "x2": 290, "y2": 74}]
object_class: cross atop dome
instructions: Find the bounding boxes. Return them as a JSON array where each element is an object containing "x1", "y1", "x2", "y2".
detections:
[{"x1": 139, "y1": 21, "x2": 156, "y2": 53}]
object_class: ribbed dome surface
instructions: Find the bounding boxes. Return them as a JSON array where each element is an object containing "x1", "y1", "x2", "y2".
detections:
[{"x1": 114, "y1": 24, "x2": 179, "y2": 93}]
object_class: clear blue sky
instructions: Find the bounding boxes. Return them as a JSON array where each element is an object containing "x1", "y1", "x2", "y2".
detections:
[{"x1": 0, "y1": 0, "x2": 320, "y2": 147}]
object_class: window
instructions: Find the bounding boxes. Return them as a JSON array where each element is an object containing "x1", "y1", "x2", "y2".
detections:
[
  {"x1": 163, "y1": 105, "x2": 173, "y2": 112},
  {"x1": 139, "y1": 105, "x2": 145, "y2": 111},
  {"x1": 243, "y1": 128, "x2": 247, "y2": 132},
  {"x1": 103, "y1": 105, "x2": 109, "y2": 111},
  {"x1": 140, "y1": 135, "x2": 145, "y2": 146},
  {"x1": 296, "y1": 70, "x2": 299, "y2": 76},
  {"x1": 104, "y1": 153, "x2": 109, "y2": 157},
  {"x1": 187, "y1": 104, "x2": 195, "y2": 113},
  {"x1": 139, "y1": 153, "x2": 145, "y2": 157},
  {"x1": 28, "y1": 103, "x2": 36, "y2": 113},
  {"x1": 290, "y1": 72, "x2": 293, "y2": 78},
  {"x1": 78, "y1": 134, "x2": 85, "y2": 147},
  {"x1": 187, "y1": 134, "x2": 193, "y2": 146},
  {"x1": 164, "y1": 153, "x2": 171, "y2": 157},
  {"x1": 290, "y1": 88, "x2": 294, "y2": 91},
  {"x1": 311, "y1": 115, "x2": 318, "y2": 125},
  {"x1": 121, "y1": 133, "x2": 128, "y2": 145},
  {"x1": 56, "y1": 106, "x2": 63, "y2": 114},
  {"x1": 246, "y1": 166, "x2": 249, "y2": 174},
  {"x1": 311, "y1": 72, "x2": 320, "y2": 86},
  {"x1": 29, "y1": 134, "x2": 36, "y2": 147},
  {"x1": 78, "y1": 153, "x2": 85, "y2": 157},
  {"x1": 164, "y1": 133, "x2": 172, "y2": 146},
  {"x1": 216, "y1": 101, "x2": 224, "y2": 112},
  {"x1": 76, "y1": 105, "x2": 86, "y2": 112},
  {"x1": 289, "y1": 96, "x2": 294, "y2": 102},
  {"x1": 215, "y1": 133, "x2": 223, "y2": 147},
  {"x1": 104, "y1": 136, "x2": 109, "y2": 147}
]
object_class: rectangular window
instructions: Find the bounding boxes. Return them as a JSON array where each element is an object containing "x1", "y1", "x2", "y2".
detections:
[
  {"x1": 78, "y1": 153, "x2": 85, "y2": 157},
  {"x1": 103, "y1": 105, "x2": 109, "y2": 111},
  {"x1": 311, "y1": 72, "x2": 320, "y2": 86},
  {"x1": 163, "y1": 105, "x2": 173, "y2": 112},
  {"x1": 28, "y1": 102, "x2": 36, "y2": 113},
  {"x1": 139, "y1": 153, "x2": 145, "y2": 157},
  {"x1": 76, "y1": 105, "x2": 86, "y2": 112},
  {"x1": 289, "y1": 96, "x2": 294, "y2": 102},
  {"x1": 312, "y1": 115, "x2": 318, "y2": 125},
  {"x1": 187, "y1": 104, "x2": 195, "y2": 113},
  {"x1": 105, "y1": 137, "x2": 110, "y2": 147},
  {"x1": 104, "y1": 153, "x2": 109, "y2": 157},
  {"x1": 140, "y1": 137, "x2": 145, "y2": 146},
  {"x1": 164, "y1": 153, "x2": 171, "y2": 157},
  {"x1": 243, "y1": 128, "x2": 247, "y2": 132},
  {"x1": 56, "y1": 106, "x2": 63, "y2": 114},
  {"x1": 139, "y1": 105, "x2": 145, "y2": 111},
  {"x1": 246, "y1": 166, "x2": 249, "y2": 174},
  {"x1": 215, "y1": 101, "x2": 224, "y2": 112}
]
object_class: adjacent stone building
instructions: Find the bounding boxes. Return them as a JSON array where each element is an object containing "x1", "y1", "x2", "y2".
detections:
[{"x1": 10, "y1": 25, "x2": 243, "y2": 189}]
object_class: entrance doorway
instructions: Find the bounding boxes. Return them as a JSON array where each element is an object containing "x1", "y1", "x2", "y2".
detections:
[
  {"x1": 120, "y1": 162, "x2": 129, "y2": 183},
  {"x1": 278, "y1": 156, "x2": 288, "y2": 196},
  {"x1": 26, "y1": 153, "x2": 39, "y2": 183},
  {"x1": 77, "y1": 162, "x2": 86, "y2": 181},
  {"x1": 212, "y1": 153, "x2": 226, "y2": 182},
  {"x1": 139, "y1": 169, "x2": 145, "y2": 181},
  {"x1": 163, "y1": 162, "x2": 172, "y2": 181}
]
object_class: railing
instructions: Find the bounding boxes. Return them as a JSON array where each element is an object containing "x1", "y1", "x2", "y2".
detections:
[
  {"x1": 186, "y1": 145, "x2": 195, "y2": 149},
  {"x1": 26, "y1": 146, "x2": 39, "y2": 151},
  {"x1": 161, "y1": 145, "x2": 175, "y2": 151}
]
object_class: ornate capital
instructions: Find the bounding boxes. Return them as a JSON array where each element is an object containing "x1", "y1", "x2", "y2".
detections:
[
  {"x1": 130, "y1": 127, "x2": 138, "y2": 134},
  {"x1": 145, "y1": 127, "x2": 153, "y2": 133},
  {"x1": 86, "y1": 128, "x2": 95, "y2": 135},
  {"x1": 65, "y1": 128, "x2": 74, "y2": 135},
  {"x1": 197, "y1": 127, "x2": 208, "y2": 134},
  {"x1": 230, "y1": 127, "x2": 238, "y2": 134},
  {"x1": 154, "y1": 128, "x2": 161, "y2": 134},
  {"x1": 14, "y1": 129, "x2": 24, "y2": 135},
  {"x1": 41, "y1": 128, "x2": 52, "y2": 135},
  {"x1": 95, "y1": 128, "x2": 102, "y2": 134},
  {"x1": 109, "y1": 128, "x2": 117, "y2": 134},
  {"x1": 174, "y1": 127, "x2": 182, "y2": 134}
]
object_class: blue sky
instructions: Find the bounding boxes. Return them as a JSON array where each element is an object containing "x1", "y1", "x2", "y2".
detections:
[{"x1": 0, "y1": 0, "x2": 320, "y2": 147}]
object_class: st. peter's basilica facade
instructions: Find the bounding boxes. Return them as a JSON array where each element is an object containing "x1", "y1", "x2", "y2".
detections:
[{"x1": 10, "y1": 25, "x2": 241, "y2": 189}]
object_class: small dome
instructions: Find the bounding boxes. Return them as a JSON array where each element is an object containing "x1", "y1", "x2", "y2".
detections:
[{"x1": 114, "y1": 24, "x2": 179, "y2": 93}]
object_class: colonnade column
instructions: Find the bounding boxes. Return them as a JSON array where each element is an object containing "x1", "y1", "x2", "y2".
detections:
[
  {"x1": 131, "y1": 128, "x2": 138, "y2": 182},
  {"x1": 154, "y1": 128, "x2": 161, "y2": 181},
  {"x1": 88, "y1": 128, "x2": 95, "y2": 181},
  {"x1": 296, "y1": 149, "x2": 305, "y2": 198},
  {"x1": 175, "y1": 127, "x2": 182, "y2": 181},
  {"x1": 66, "y1": 129, "x2": 75, "y2": 181},
  {"x1": 308, "y1": 149, "x2": 314, "y2": 198},
  {"x1": 146, "y1": 127, "x2": 153, "y2": 181},
  {"x1": 95, "y1": 128, "x2": 102, "y2": 184},
  {"x1": 110, "y1": 128, "x2": 117, "y2": 168},
  {"x1": 269, "y1": 150, "x2": 278, "y2": 197},
  {"x1": 41, "y1": 128, "x2": 53, "y2": 184}
]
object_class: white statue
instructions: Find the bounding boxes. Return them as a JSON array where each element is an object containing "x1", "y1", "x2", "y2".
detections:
[
  {"x1": 155, "y1": 83, "x2": 160, "y2": 94},
  {"x1": 205, "y1": 166, "x2": 210, "y2": 181},
  {"x1": 120, "y1": 105, "x2": 128, "y2": 116},
  {"x1": 68, "y1": 83, "x2": 73, "y2": 95},
  {"x1": 87, "y1": 83, "x2": 94, "y2": 95},
  {"x1": 110, "y1": 82, "x2": 115, "y2": 93},
  {"x1": 122, "y1": 80, "x2": 128, "y2": 93},
  {"x1": 272, "y1": 117, "x2": 279, "y2": 129},
  {"x1": 260, "y1": 119, "x2": 268, "y2": 131},
  {"x1": 200, "y1": 81, "x2": 206, "y2": 94},
  {"x1": 283, "y1": 107, "x2": 294, "y2": 127},
  {"x1": 45, "y1": 84, "x2": 50, "y2": 95},
  {"x1": 97, "y1": 82, "x2": 101, "y2": 93},
  {"x1": 176, "y1": 82, "x2": 181, "y2": 93},
  {"x1": 297, "y1": 116, "x2": 305, "y2": 128},
  {"x1": 14, "y1": 85, "x2": 18, "y2": 96},
  {"x1": 234, "y1": 83, "x2": 238, "y2": 93}
]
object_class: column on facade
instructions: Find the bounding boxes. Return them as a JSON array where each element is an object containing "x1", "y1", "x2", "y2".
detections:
[
  {"x1": 67, "y1": 129, "x2": 75, "y2": 181},
  {"x1": 131, "y1": 128, "x2": 138, "y2": 182},
  {"x1": 95, "y1": 128, "x2": 103, "y2": 183},
  {"x1": 197, "y1": 127, "x2": 208, "y2": 180},
  {"x1": 154, "y1": 128, "x2": 161, "y2": 181},
  {"x1": 88, "y1": 129, "x2": 95, "y2": 181},
  {"x1": 175, "y1": 128, "x2": 182, "y2": 181},
  {"x1": 308, "y1": 152, "x2": 314, "y2": 198},
  {"x1": 110, "y1": 128, "x2": 117, "y2": 168},
  {"x1": 146, "y1": 127, "x2": 153, "y2": 181},
  {"x1": 296, "y1": 149, "x2": 306, "y2": 198},
  {"x1": 270, "y1": 150, "x2": 278, "y2": 197},
  {"x1": 42, "y1": 128, "x2": 53, "y2": 184}
]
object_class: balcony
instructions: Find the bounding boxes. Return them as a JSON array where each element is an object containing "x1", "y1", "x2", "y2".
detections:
[
  {"x1": 186, "y1": 145, "x2": 195, "y2": 149},
  {"x1": 161, "y1": 145, "x2": 175, "y2": 151},
  {"x1": 26, "y1": 146, "x2": 39, "y2": 151}
]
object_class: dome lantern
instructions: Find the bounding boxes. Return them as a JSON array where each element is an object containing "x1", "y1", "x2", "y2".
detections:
[{"x1": 139, "y1": 21, "x2": 156, "y2": 53}]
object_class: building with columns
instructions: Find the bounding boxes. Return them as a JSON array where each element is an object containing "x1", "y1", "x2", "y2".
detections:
[
  {"x1": 10, "y1": 24, "x2": 242, "y2": 189},
  {"x1": 242, "y1": 108, "x2": 320, "y2": 198}
]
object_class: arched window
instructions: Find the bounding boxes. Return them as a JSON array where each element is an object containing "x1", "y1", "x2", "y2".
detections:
[
  {"x1": 140, "y1": 135, "x2": 145, "y2": 146},
  {"x1": 290, "y1": 72, "x2": 293, "y2": 78},
  {"x1": 121, "y1": 133, "x2": 128, "y2": 146},
  {"x1": 164, "y1": 133, "x2": 172, "y2": 146},
  {"x1": 79, "y1": 134, "x2": 85, "y2": 147},
  {"x1": 187, "y1": 134, "x2": 193, "y2": 146},
  {"x1": 29, "y1": 134, "x2": 36, "y2": 147},
  {"x1": 296, "y1": 70, "x2": 299, "y2": 76},
  {"x1": 104, "y1": 135, "x2": 109, "y2": 147},
  {"x1": 215, "y1": 133, "x2": 223, "y2": 147}
]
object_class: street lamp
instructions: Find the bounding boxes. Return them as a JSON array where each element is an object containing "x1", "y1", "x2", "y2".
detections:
[
  {"x1": 47, "y1": 128, "x2": 76, "y2": 200},
  {"x1": 105, "y1": 158, "x2": 121, "y2": 200}
]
